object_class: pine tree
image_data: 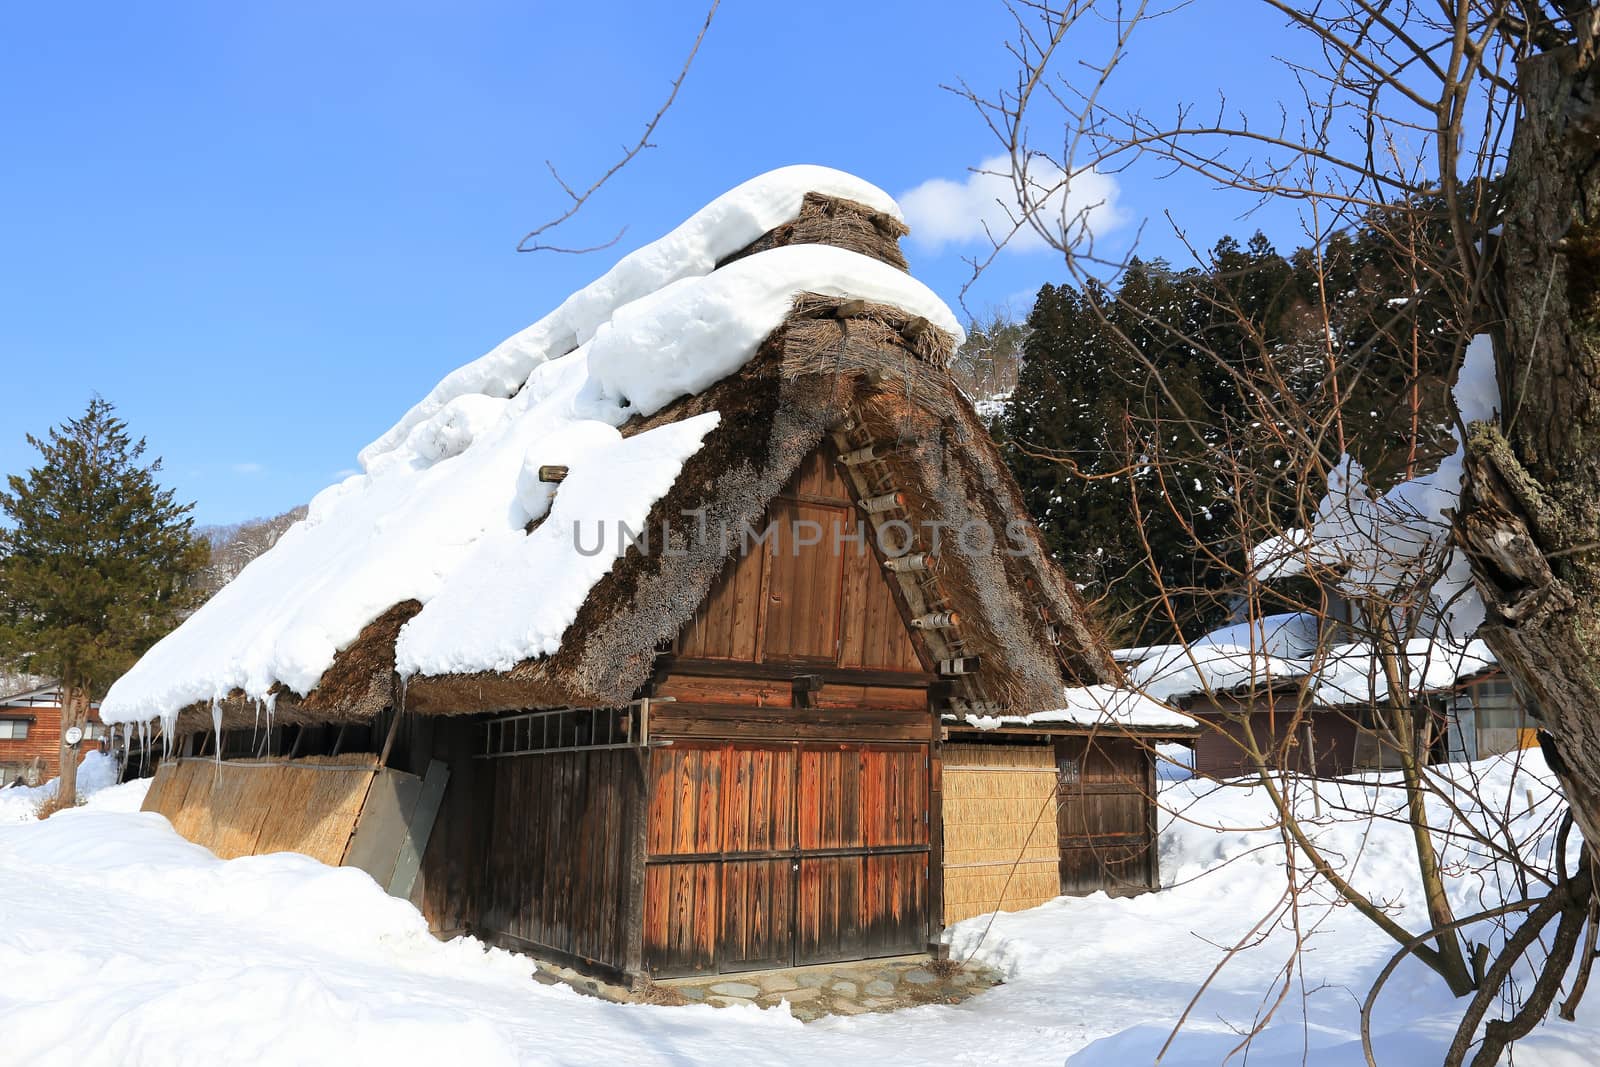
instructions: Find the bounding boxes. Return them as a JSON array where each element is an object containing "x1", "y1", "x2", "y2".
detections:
[
  {"x1": 996, "y1": 211, "x2": 1469, "y2": 647},
  {"x1": 0, "y1": 398, "x2": 208, "y2": 805}
]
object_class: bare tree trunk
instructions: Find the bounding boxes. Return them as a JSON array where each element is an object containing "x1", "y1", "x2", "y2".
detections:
[
  {"x1": 1460, "y1": 44, "x2": 1600, "y2": 848},
  {"x1": 55, "y1": 683, "x2": 86, "y2": 809}
]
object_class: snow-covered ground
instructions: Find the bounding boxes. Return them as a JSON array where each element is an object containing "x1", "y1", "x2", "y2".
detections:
[
  {"x1": 0, "y1": 750, "x2": 122, "y2": 823},
  {"x1": 2, "y1": 754, "x2": 1595, "y2": 1066}
]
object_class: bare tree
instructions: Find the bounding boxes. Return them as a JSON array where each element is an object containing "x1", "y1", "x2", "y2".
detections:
[
  {"x1": 951, "y1": 306, "x2": 1029, "y2": 405},
  {"x1": 951, "y1": 2, "x2": 1600, "y2": 1058},
  {"x1": 516, "y1": 3, "x2": 719, "y2": 255}
]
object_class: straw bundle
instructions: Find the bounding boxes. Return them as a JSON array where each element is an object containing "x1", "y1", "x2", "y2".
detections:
[
  {"x1": 941, "y1": 743, "x2": 1062, "y2": 924},
  {"x1": 141, "y1": 756, "x2": 378, "y2": 865}
]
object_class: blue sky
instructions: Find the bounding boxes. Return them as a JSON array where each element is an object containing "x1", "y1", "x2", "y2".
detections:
[{"x1": 0, "y1": 2, "x2": 1309, "y2": 525}]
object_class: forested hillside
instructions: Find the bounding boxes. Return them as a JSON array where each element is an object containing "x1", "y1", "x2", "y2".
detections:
[
  {"x1": 984, "y1": 218, "x2": 1462, "y2": 644},
  {"x1": 194, "y1": 506, "x2": 307, "y2": 599}
]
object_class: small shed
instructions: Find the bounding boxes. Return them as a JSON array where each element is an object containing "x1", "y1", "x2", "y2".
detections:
[
  {"x1": 106, "y1": 167, "x2": 1182, "y2": 984},
  {"x1": 939, "y1": 688, "x2": 1197, "y2": 923}
]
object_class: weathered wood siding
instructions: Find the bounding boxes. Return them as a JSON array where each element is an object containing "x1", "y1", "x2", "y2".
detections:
[
  {"x1": 1187, "y1": 699, "x2": 1360, "y2": 778},
  {"x1": 642, "y1": 443, "x2": 940, "y2": 976},
  {"x1": 0, "y1": 699, "x2": 109, "y2": 783},
  {"x1": 673, "y1": 449, "x2": 926, "y2": 672},
  {"x1": 407, "y1": 716, "x2": 489, "y2": 938},
  {"x1": 642, "y1": 739, "x2": 929, "y2": 977},
  {"x1": 477, "y1": 747, "x2": 645, "y2": 977},
  {"x1": 1055, "y1": 737, "x2": 1159, "y2": 895}
]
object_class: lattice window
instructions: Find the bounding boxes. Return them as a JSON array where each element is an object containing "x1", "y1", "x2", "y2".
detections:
[{"x1": 477, "y1": 705, "x2": 647, "y2": 758}]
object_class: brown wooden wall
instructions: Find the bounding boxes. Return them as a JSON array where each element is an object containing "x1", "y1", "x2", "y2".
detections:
[
  {"x1": 642, "y1": 739, "x2": 929, "y2": 977},
  {"x1": 1188, "y1": 700, "x2": 1359, "y2": 778},
  {"x1": 1056, "y1": 737, "x2": 1159, "y2": 896},
  {"x1": 0, "y1": 701, "x2": 108, "y2": 783},
  {"x1": 474, "y1": 748, "x2": 644, "y2": 976},
  {"x1": 408, "y1": 716, "x2": 490, "y2": 938},
  {"x1": 403, "y1": 444, "x2": 951, "y2": 981},
  {"x1": 673, "y1": 448, "x2": 926, "y2": 673},
  {"x1": 644, "y1": 443, "x2": 942, "y2": 976}
]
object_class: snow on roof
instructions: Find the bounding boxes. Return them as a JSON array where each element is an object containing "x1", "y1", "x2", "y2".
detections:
[
  {"x1": 955, "y1": 684, "x2": 1197, "y2": 733},
  {"x1": 1249, "y1": 335, "x2": 1499, "y2": 639},
  {"x1": 0, "y1": 675, "x2": 55, "y2": 705},
  {"x1": 359, "y1": 166, "x2": 909, "y2": 473},
  {"x1": 1122, "y1": 612, "x2": 1498, "y2": 707},
  {"x1": 102, "y1": 168, "x2": 961, "y2": 728}
]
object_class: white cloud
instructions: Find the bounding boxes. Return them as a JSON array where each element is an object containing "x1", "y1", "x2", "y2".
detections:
[
  {"x1": 231, "y1": 462, "x2": 264, "y2": 475},
  {"x1": 899, "y1": 155, "x2": 1126, "y2": 254}
]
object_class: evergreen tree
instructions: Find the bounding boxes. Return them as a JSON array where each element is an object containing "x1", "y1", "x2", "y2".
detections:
[
  {"x1": 0, "y1": 398, "x2": 208, "y2": 804},
  {"x1": 1000, "y1": 218, "x2": 1459, "y2": 646}
]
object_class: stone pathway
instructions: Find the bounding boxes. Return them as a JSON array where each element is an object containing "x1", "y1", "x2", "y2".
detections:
[{"x1": 652, "y1": 955, "x2": 1000, "y2": 1021}]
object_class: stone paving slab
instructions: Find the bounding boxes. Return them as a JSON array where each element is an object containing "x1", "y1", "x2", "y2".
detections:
[{"x1": 655, "y1": 955, "x2": 1000, "y2": 1021}]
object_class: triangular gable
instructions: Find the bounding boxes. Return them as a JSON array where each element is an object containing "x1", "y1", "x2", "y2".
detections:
[{"x1": 673, "y1": 444, "x2": 928, "y2": 674}]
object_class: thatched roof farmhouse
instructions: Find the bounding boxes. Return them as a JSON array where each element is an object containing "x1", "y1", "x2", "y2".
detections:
[{"x1": 106, "y1": 166, "x2": 1193, "y2": 981}]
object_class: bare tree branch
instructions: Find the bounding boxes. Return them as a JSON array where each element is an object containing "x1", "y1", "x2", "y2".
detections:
[{"x1": 516, "y1": 2, "x2": 719, "y2": 255}]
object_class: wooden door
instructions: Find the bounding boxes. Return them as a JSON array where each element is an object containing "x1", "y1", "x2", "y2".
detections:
[
  {"x1": 794, "y1": 743, "x2": 929, "y2": 965},
  {"x1": 759, "y1": 500, "x2": 848, "y2": 663},
  {"x1": 643, "y1": 740, "x2": 929, "y2": 976},
  {"x1": 1055, "y1": 737, "x2": 1158, "y2": 895}
]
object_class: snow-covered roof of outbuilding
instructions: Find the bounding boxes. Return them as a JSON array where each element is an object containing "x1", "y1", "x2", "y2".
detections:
[
  {"x1": 103, "y1": 167, "x2": 1118, "y2": 732},
  {"x1": 1120, "y1": 612, "x2": 1498, "y2": 708},
  {"x1": 952, "y1": 684, "x2": 1198, "y2": 734}
]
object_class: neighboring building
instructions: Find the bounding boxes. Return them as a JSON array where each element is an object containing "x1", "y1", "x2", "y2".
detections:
[
  {"x1": 0, "y1": 683, "x2": 110, "y2": 786},
  {"x1": 103, "y1": 167, "x2": 1190, "y2": 984},
  {"x1": 1119, "y1": 611, "x2": 1538, "y2": 779},
  {"x1": 1441, "y1": 669, "x2": 1539, "y2": 763}
]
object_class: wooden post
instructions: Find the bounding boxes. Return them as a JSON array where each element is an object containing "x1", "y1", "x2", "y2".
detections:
[
  {"x1": 55, "y1": 683, "x2": 87, "y2": 807},
  {"x1": 927, "y1": 681, "x2": 947, "y2": 952},
  {"x1": 377, "y1": 705, "x2": 404, "y2": 767},
  {"x1": 1145, "y1": 743, "x2": 1161, "y2": 893},
  {"x1": 623, "y1": 718, "x2": 651, "y2": 987}
]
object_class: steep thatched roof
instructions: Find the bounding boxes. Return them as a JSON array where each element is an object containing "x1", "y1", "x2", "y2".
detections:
[{"x1": 129, "y1": 170, "x2": 1117, "y2": 735}]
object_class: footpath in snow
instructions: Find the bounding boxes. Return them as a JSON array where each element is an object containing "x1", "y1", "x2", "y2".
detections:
[{"x1": 1, "y1": 753, "x2": 1596, "y2": 1066}]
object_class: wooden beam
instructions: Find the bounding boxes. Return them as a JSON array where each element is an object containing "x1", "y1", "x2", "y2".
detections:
[
  {"x1": 791, "y1": 674, "x2": 825, "y2": 709},
  {"x1": 623, "y1": 749, "x2": 648, "y2": 986},
  {"x1": 859, "y1": 491, "x2": 905, "y2": 514},
  {"x1": 884, "y1": 552, "x2": 933, "y2": 574},
  {"x1": 937, "y1": 655, "x2": 982, "y2": 677},
  {"x1": 538, "y1": 464, "x2": 569, "y2": 482},
  {"x1": 658, "y1": 657, "x2": 936, "y2": 688}
]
